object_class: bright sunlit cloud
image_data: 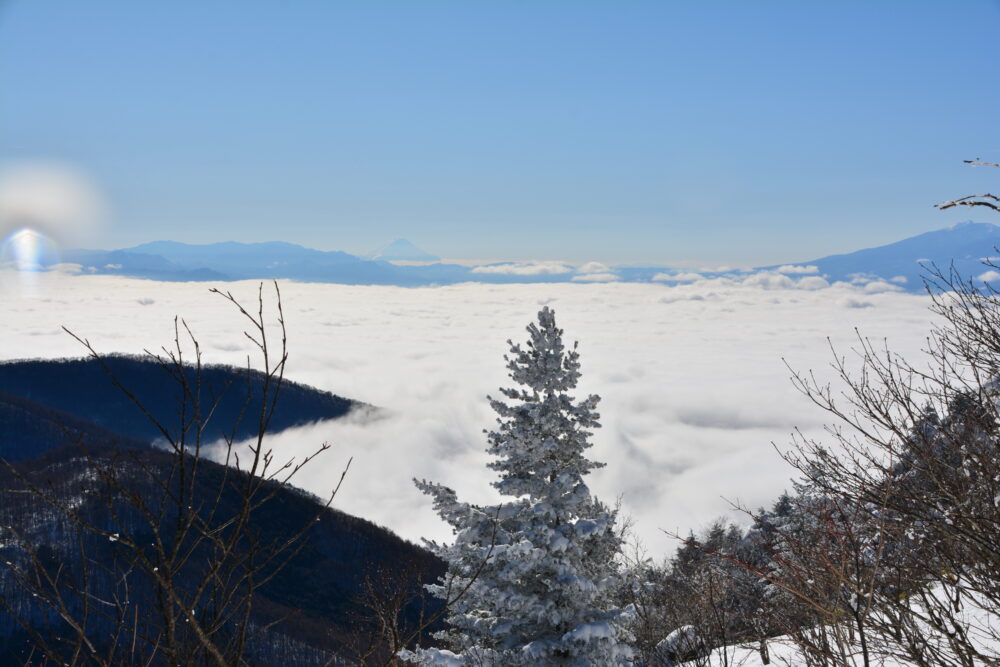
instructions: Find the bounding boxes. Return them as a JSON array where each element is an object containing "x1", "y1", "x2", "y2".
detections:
[
  {"x1": 775, "y1": 265, "x2": 819, "y2": 275},
  {"x1": 651, "y1": 272, "x2": 704, "y2": 282},
  {"x1": 471, "y1": 262, "x2": 575, "y2": 276},
  {"x1": 0, "y1": 273, "x2": 936, "y2": 556},
  {"x1": 572, "y1": 262, "x2": 619, "y2": 283}
]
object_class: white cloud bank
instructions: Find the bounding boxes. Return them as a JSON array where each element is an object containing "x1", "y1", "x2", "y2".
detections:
[
  {"x1": 471, "y1": 262, "x2": 574, "y2": 276},
  {"x1": 775, "y1": 264, "x2": 819, "y2": 275},
  {"x1": 651, "y1": 272, "x2": 705, "y2": 283},
  {"x1": 571, "y1": 272, "x2": 619, "y2": 283},
  {"x1": 571, "y1": 261, "x2": 619, "y2": 283},
  {"x1": 0, "y1": 272, "x2": 935, "y2": 556}
]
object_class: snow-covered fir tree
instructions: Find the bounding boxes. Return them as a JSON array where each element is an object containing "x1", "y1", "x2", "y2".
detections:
[{"x1": 401, "y1": 307, "x2": 632, "y2": 666}]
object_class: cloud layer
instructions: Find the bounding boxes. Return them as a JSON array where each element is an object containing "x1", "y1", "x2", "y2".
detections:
[
  {"x1": 471, "y1": 262, "x2": 574, "y2": 276},
  {"x1": 0, "y1": 272, "x2": 936, "y2": 556}
]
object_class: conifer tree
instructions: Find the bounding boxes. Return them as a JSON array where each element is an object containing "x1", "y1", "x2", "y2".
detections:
[{"x1": 402, "y1": 307, "x2": 632, "y2": 666}]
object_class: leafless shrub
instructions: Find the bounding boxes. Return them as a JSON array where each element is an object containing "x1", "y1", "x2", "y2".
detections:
[{"x1": 0, "y1": 282, "x2": 350, "y2": 665}]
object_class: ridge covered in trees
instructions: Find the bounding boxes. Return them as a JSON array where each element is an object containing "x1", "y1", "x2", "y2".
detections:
[
  {"x1": 0, "y1": 355, "x2": 361, "y2": 449},
  {"x1": 0, "y1": 444, "x2": 441, "y2": 664}
]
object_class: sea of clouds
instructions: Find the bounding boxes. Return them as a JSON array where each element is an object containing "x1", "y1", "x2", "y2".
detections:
[{"x1": 0, "y1": 270, "x2": 937, "y2": 557}]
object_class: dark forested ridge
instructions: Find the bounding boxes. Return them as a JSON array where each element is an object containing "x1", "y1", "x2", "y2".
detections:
[
  {"x1": 0, "y1": 445, "x2": 443, "y2": 663},
  {"x1": 0, "y1": 390, "x2": 148, "y2": 461},
  {"x1": 0, "y1": 355, "x2": 361, "y2": 448},
  {"x1": 0, "y1": 356, "x2": 441, "y2": 664}
]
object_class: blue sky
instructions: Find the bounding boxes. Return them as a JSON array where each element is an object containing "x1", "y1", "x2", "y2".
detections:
[{"x1": 2, "y1": 1, "x2": 999, "y2": 265}]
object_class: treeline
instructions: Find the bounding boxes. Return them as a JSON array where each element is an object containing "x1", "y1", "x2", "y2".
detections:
[
  {"x1": 0, "y1": 390, "x2": 148, "y2": 461},
  {"x1": 0, "y1": 441, "x2": 442, "y2": 664},
  {"x1": 0, "y1": 354, "x2": 361, "y2": 448}
]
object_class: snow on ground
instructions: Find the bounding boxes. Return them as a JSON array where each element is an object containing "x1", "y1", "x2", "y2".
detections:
[
  {"x1": 690, "y1": 586, "x2": 999, "y2": 666},
  {"x1": 701, "y1": 638, "x2": 892, "y2": 666}
]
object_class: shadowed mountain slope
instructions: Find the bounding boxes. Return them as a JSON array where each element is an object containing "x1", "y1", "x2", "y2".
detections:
[
  {"x1": 0, "y1": 358, "x2": 440, "y2": 664},
  {"x1": 0, "y1": 443, "x2": 443, "y2": 663},
  {"x1": 0, "y1": 391, "x2": 148, "y2": 461},
  {"x1": 0, "y1": 356, "x2": 360, "y2": 448}
]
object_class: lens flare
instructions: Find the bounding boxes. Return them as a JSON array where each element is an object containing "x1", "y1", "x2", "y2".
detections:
[{"x1": 1, "y1": 228, "x2": 60, "y2": 271}]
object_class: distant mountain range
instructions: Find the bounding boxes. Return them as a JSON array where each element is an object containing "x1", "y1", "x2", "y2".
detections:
[
  {"x1": 774, "y1": 221, "x2": 1000, "y2": 288},
  {"x1": 57, "y1": 223, "x2": 1000, "y2": 291},
  {"x1": 368, "y1": 238, "x2": 440, "y2": 262}
]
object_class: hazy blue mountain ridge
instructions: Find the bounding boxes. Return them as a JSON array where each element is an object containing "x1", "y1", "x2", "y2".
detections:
[
  {"x1": 769, "y1": 221, "x2": 1000, "y2": 287},
  {"x1": 65, "y1": 248, "x2": 229, "y2": 281},
  {"x1": 56, "y1": 222, "x2": 1000, "y2": 290},
  {"x1": 368, "y1": 238, "x2": 440, "y2": 262}
]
